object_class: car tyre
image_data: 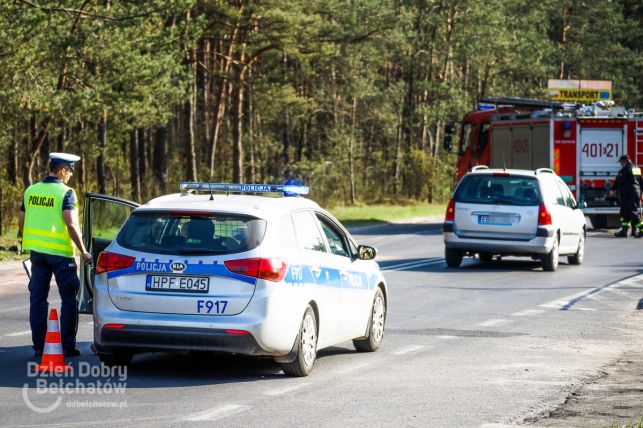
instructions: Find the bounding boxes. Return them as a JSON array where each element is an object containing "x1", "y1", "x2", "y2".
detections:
[
  {"x1": 353, "y1": 288, "x2": 386, "y2": 352},
  {"x1": 445, "y1": 248, "x2": 463, "y2": 268},
  {"x1": 282, "y1": 306, "x2": 317, "y2": 377},
  {"x1": 568, "y1": 230, "x2": 585, "y2": 265},
  {"x1": 98, "y1": 351, "x2": 133, "y2": 367},
  {"x1": 542, "y1": 235, "x2": 559, "y2": 272}
]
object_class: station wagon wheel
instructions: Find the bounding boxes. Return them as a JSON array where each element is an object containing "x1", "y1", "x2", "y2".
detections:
[
  {"x1": 542, "y1": 234, "x2": 559, "y2": 272},
  {"x1": 445, "y1": 248, "x2": 463, "y2": 268},
  {"x1": 281, "y1": 306, "x2": 317, "y2": 377},
  {"x1": 568, "y1": 230, "x2": 585, "y2": 265},
  {"x1": 353, "y1": 288, "x2": 386, "y2": 352}
]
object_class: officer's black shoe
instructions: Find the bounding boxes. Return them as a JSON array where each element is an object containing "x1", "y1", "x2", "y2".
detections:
[
  {"x1": 636, "y1": 230, "x2": 643, "y2": 239},
  {"x1": 63, "y1": 347, "x2": 82, "y2": 357},
  {"x1": 614, "y1": 227, "x2": 629, "y2": 237}
]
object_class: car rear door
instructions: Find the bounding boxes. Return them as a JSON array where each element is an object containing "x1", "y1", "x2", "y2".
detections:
[
  {"x1": 453, "y1": 174, "x2": 541, "y2": 240},
  {"x1": 78, "y1": 193, "x2": 140, "y2": 314}
]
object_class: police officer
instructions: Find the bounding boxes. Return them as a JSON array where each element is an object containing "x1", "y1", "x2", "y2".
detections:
[
  {"x1": 612, "y1": 154, "x2": 643, "y2": 238},
  {"x1": 17, "y1": 153, "x2": 92, "y2": 357}
]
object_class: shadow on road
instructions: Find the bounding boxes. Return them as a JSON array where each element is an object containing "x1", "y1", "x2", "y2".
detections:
[
  {"x1": 350, "y1": 222, "x2": 442, "y2": 237},
  {"x1": 0, "y1": 342, "x2": 365, "y2": 390}
]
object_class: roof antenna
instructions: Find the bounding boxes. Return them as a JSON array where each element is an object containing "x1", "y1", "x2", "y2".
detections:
[
  {"x1": 502, "y1": 151, "x2": 507, "y2": 171},
  {"x1": 208, "y1": 181, "x2": 214, "y2": 201}
]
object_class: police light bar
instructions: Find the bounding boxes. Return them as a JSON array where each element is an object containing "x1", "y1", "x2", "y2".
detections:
[{"x1": 179, "y1": 182, "x2": 309, "y2": 196}]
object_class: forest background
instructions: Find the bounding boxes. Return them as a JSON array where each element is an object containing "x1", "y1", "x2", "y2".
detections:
[{"x1": 0, "y1": 0, "x2": 641, "y2": 234}]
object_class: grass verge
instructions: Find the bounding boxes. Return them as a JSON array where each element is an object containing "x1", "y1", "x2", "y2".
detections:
[{"x1": 330, "y1": 203, "x2": 445, "y2": 228}]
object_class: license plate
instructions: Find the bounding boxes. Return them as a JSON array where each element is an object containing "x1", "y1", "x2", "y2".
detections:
[
  {"x1": 145, "y1": 275, "x2": 209, "y2": 293},
  {"x1": 478, "y1": 214, "x2": 512, "y2": 225}
]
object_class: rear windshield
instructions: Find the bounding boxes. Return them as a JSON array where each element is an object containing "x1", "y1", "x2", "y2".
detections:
[
  {"x1": 116, "y1": 211, "x2": 267, "y2": 255},
  {"x1": 454, "y1": 174, "x2": 542, "y2": 206}
]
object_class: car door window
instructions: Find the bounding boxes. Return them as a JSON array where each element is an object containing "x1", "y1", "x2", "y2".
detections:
[
  {"x1": 291, "y1": 211, "x2": 326, "y2": 252},
  {"x1": 557, "y1": 182, "x2": 576, "y2": 208},
  {"x1": 316, "y1": 215, "x2": 350, "y2": 258},
  {"x1": 279, "y1": 214, "x2": 298, "y2": 248},
  {"x1": 544, "y1": 178, "x2": 565, "y2": 206},
  {"x1": 90, "y1": 198, "x2": 135, "y2": 240}
]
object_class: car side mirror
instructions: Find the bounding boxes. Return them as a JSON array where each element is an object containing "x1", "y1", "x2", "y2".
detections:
[
  {"x1": 577, "y1": 200, "x2": 587, "y2": 209},
  {"x1": 358, "y1": 245, "x2": 377, "y2": 260}
]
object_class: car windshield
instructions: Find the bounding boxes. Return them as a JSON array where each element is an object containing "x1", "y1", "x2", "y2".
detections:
[
  {"x1": 454, "y1": 174, "x2": 542, "y2": 206},
  {"x1": 116, "y1": 211, "x2": 267, "y2": 255}
]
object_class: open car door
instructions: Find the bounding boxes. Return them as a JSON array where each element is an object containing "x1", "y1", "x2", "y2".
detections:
[{"x1": 78, "y1": 193, "x2": 139, "y2": 314}]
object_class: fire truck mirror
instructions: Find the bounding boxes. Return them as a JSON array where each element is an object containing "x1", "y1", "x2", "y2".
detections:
[{"x1": 443, "y1": 123, "x2": 455, "y2": 152}]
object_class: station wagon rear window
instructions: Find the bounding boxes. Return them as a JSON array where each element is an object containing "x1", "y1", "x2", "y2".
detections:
[
  {"x1": 454, "y1": 175, "x2": 542, "y2": 206},
  {"x1": 116, "y1": 211, "x2": 267, "y2": 255}
]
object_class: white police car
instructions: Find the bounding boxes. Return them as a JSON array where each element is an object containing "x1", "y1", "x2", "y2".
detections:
[{"x1": 78, "y1": 183, "x2": 386, "y2": 376}]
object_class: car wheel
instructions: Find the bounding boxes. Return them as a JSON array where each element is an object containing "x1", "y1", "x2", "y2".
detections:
[
  {"x1": 445, "y1": 248, "x2": 463, "y2": 268},
  {"x1": 568, "y1": 230, "x2": 585, "y2": 265},
  {"x1": 353, "y1": 288, "x2": 386, "y2": 352},
  {"x1": 478, "y1": 252, "x2": 493, "y2": 262},
  {"x1": 98, "y1": 351, "x2": 133, "y2": 367},
  {"x1": 282, "y1": 306, "x2": 317, "y2": 377},
  {"x1": 542, "y1": 235, "x2": 559, "y2": 272}
]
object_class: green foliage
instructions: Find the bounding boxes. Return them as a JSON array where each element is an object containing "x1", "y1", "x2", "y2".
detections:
[{"x1": 0, "y1": 0, "x2": 640, "y2": 229}]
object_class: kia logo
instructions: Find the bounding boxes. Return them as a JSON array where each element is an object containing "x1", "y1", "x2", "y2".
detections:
[{"x1": 170, "y1": 262, "x2": 186, "y2": 272}]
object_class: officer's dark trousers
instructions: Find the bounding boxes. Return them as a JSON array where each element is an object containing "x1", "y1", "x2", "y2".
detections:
[
  {"x1": 29, "y1": 251, "x2": 80, "y2": 352},
  {"x1": 619, "y1": 197, "x2": 642, "y2": 228}
]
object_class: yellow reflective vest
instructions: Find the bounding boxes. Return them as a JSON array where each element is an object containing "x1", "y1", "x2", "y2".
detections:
[{"x1": 22, "y1": 181, "x2": 77, "y2": 257}]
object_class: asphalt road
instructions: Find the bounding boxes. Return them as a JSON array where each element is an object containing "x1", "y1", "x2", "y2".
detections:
[{"x1": 0, "y1": 222, "x2": 642, "y2": 427}]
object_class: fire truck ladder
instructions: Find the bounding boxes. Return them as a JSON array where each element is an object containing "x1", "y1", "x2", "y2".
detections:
[{"x1": 636, "y1": 120, "x2": 643, "y2": 167}]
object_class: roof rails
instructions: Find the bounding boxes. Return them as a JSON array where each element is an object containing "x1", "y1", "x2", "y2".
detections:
[
  {"x1": 179, "y1": 182, "x2": 309, "y2": 196},
  {"x1": 471, "y1": 165, "x2": 489, "y2": 171},
  {"x1": 479, "y1": 97, "x2": 566, "y2": 111},
  {"x1": 535, "y1": 168, "x2": 555, "y2": 175}
]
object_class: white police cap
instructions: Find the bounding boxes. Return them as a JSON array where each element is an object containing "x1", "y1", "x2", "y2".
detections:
[{"x1": 49, "y1": 152, "x2": 81, "y2": 166}]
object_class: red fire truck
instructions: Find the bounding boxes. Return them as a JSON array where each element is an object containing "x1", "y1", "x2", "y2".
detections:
[{"x1": 444, "y1": 97, "x2": 643, "y2": 228}]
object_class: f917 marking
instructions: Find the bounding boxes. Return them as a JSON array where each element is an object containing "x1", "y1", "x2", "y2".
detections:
[{"x1": 197, "y1": 299, "x2": 228, "y2": 314}]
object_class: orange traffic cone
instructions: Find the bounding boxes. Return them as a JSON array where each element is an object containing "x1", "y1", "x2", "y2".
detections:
[{"x1": 37, "y1": 309, "x2": 70, "y2": 373}]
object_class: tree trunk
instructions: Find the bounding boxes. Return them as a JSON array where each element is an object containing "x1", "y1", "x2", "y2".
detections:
[
  {"x1": 154, "y1": 126, "x2": 168, "y2": 195},
  {"x1": 232, "y1": 79, "x2": 244, "y2": 183},
  {"x1": 186, "y1": 49, "x2": 198, "y2": 182},
  {"x1": 97, "y1": 110, "x2": 107, "y2": 194},
  {"x1": 129, "y1": 129, "x2": 140, "y2": 201},
  {"x1": 137, "y1": 127, "x2": 146, "y2": 198}
]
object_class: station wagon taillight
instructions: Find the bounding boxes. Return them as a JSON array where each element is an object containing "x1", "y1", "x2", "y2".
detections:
[
  {"x1": 95, "y1": 252, "x2": 136, "y2": 274},
  {"x1": 445, "y1": 199, "x2": 456, "y2": 222},
  {"x1": 224, "y1": 258, "x2": 288, "y2": 282},
  {"x1": 538, "y1": 204, "x2": 552, "y2": 226}
]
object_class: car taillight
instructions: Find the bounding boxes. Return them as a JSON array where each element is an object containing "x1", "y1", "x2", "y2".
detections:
[
  {"x1": 95, "y1": 252, "x2": 136, "y2": 274},
  {"x1": 445, "y1": 199, "x2": 456, "y2": 222},
  {"x1": 538, "y1": 203, "x2": 552, "y2": 226},
  {"x1": 224, "y1": 258, "x2": 288, "y2": 282}
]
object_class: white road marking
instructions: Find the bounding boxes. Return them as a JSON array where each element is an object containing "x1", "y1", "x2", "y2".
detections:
[
  {"x1": 5, "y1": 329, "x2": 31, "y2": 337},
  {"x1": 393, "y1": 344, "x2": 426, "y2": 356},
  {"x1": 382, "y1": 258, "x2": 444, "y2": 272},
  {"x1": 477, "y1": 319, "x2": 510, "y2": 327},
  {"x1": 0, "y1": 300, "x2": 61, "y2": 314},
  {"x1": 510, "y1": 309, "x2": 545, "y2": 317},
  {"x1": 437, "y1": 335, "x2": 460, "y2": 340},
  {"x1": 263, "y1": 382, "x2": 312, "y2": 396},
  {"x1": 334, "y1": 362, "x2": 371, "y2": 375},
  {"x1": 183, "y1": 404, "x2": 250, "y2": 422},
  {"x1": 605, "y1": 288, "x2": 630, "y2": 296}
]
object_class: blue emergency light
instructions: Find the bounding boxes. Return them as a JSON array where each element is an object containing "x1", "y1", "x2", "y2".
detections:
[{"x1": 179, "y1": 182, "x2": 309, "y2": 196}]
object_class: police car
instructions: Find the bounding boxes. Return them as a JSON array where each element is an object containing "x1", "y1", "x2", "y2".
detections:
[{"x1": 78, "y1": 183, "x2": 387, "y2": 376}]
